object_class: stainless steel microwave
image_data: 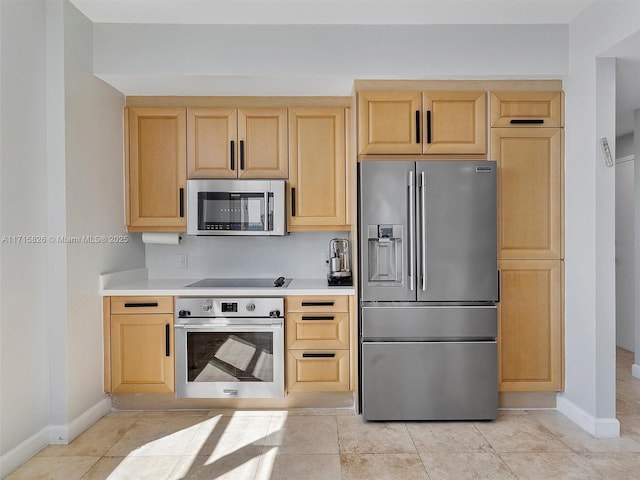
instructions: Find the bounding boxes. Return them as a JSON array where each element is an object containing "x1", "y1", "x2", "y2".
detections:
[{"x1": 187, "y1": 179, "x2": 286, "y2": 236}]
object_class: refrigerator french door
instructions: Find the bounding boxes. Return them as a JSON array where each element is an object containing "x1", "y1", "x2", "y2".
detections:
[{"x1": 359, "y1": 160, "x2": 499, "y2": 421}]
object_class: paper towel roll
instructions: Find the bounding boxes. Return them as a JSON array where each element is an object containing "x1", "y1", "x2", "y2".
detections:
[{"x1": 141, "y1": 232, "x2": 182, "y2": 245}]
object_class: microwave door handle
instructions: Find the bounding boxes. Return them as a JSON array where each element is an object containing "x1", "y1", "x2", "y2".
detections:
[{"x1": 264, "y1": 192, "x2": 269, "y2": 231}]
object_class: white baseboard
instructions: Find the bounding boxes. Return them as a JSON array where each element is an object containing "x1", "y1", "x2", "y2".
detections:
[
  {"x1": 0, "y1": 426, "x2": 49, "y2": 478},
  {"x1": 633, "y1": 363, "x2": 640, "y2": 379},
  {"x1": 0, "y1": 397, "x2": 112, "y2": 478},
  {"x1": 49, "y1": 397, "x2": 112, "y2": 444},
  {"x1": 557, "y1": 395, "x2": 620, "y2": 438}
]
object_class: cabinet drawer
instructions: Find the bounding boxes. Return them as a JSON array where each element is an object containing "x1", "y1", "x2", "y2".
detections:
[
  {"x1": 490, "y1": 91, "x2": 563, "y2": 127},
  {"x1": 286, "y1": 350, "x2": 349, "y2": 392},
  {"x1": 287, "y1": 312, "x2": 349, "y2": 349},
  {"x1": 111, "y1": 296, "x2": 174, "y2": 315},
  {"x1": 286, "y1": 295, "x2": 348, "y2": 313}
]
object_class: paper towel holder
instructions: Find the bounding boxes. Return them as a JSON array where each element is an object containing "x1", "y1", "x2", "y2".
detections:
[{"x1": 141, "y1": 232, "x2": 183, "y2": 245}]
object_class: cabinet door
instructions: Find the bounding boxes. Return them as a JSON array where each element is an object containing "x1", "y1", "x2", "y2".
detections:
[
  {"x1": 288, "y1": 107, "x2": 347, "y2": 230},
  {"x1": 187, "y1": 107, "x2": 237, "y2": 178},
  {"x1": 237, "y1": 107, "x2": 288, "y2": 178},
  {"x1": 358, "y1": 91, "x2": 422, "y2": 155},
  {"x1": 491, "y1": 91, "x2": 563, "y2": 127},
  {"x1": 111, "y1": 314, "x2": 175, "y2": 393},
  {"x1": 498, "y1": 259, "x2": 562, "y2": 391},
  {"x1": 492, "y1": 128, "x2": 562, "y2": 259},
  {"x1": 423, "y1": 91, "x2": 487, "y2": 154},
  {"x1": 127, "y1": 107, "x2": 186, "y2": 231}
]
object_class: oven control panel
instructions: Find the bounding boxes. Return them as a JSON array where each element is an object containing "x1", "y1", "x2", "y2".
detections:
[{"x1": 176, "y1": 297, "x2": 284, "y2": 319}]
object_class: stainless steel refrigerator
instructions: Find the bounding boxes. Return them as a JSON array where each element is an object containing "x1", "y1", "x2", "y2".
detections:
[{"x1": 359, "y1": 160, "x2": 499, "y2": 421}]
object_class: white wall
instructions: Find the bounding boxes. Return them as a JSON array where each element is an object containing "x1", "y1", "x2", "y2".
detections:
[
  {"x1": 615, "y1": 154, "x2": 634, "y2": 352},
  {"x1": 93, "y1": 23, "x2": 569, "y2": 95},
  {"x1": 615, "y1": 129, "x2": 635, "y2": 353},
  {"x1": 62, "y1": 0, "x2": 145, "y2": 429},
  {"x1": 558, "y1": 1, "x2": 640, "y2": 436},
  {"x1": 617, "y1": 132, "x2": 634, "y2": 158},
  {"x1": 635, "y1": 109, "x2": 640, "y2": 375},
  {"x1": 1, "y1": 0, "x2": 145, "y2": 475},
  {"x1": 146, "y1": 232, "x2": 346, "y2": 279},
  {"x1": 0, "y1": 0, "x2": 50, "y2": 468}
]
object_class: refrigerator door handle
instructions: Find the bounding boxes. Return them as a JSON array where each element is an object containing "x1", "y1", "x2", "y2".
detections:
[
  {"x1": 420, "y1": 171, "x2": 427, "y2": 291},
  {"x1": 408, "y1": 170, "x2": 415, "y2": 291}
]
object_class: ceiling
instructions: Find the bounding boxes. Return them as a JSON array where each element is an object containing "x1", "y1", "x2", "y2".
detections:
[
  {"x1": 70, "y1": 0, "x2": 639, "y2": 138},
  {"x1": 69, "y1": 0, "x2": 598, "y2": 25}
]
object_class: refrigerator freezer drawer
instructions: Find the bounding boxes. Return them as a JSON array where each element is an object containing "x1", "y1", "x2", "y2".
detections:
[
  {"x1": 361, "y1": 305, "x2": 497, "y2": 340},
  {"x1": 361, "y1": 341, "x2": 498, "y2": 421}
]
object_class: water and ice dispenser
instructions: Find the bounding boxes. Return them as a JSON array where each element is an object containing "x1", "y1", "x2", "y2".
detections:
[{"x1": 367, "y1": 224, "x2": 403, "y2": 285}]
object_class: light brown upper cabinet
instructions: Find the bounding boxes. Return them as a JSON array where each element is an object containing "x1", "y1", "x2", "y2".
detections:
[
  {"x1": 492, "y1": 128, "x2": 563, "y2": 260},
  {"x1": 288, "y1": 107, "x2": 348, "y2": 231},
  {"x1": 187, "y1": 107, "x2": 237, "y2": 178},
  {"x1": 126, "y1": 107, "x2": 187, "y2": 232},
  {"x1": 358, "y1": 90, "x2": 487, "y2": 156},
  {"x1": 187, "y1": 107, "x2": 288, "y2": 179},
  {"x1": 491, "y1": 91, "x2": 563, "y2": 128}
]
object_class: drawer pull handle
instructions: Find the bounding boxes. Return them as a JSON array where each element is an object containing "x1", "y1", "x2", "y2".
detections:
[
  {"x1": 302, "y1": 316, "x2": 335, "y2": 321},
  {"x1": 301, "y1": 301, "x2": 334, "y2": 307},
  {"x1": 123, "y1": 302, "x2": 159, "y2": 308},
  {"x1": 302, "y1": 352, "x2": 336, "y2": 358},
  {"x1": 510, "y1": 119, "x2": 544, "y2": 124}
]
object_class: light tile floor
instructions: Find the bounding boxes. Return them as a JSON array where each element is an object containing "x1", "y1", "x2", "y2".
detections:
[{"x1": 6, "y1": 348, "x2": 640, "y2": 480}]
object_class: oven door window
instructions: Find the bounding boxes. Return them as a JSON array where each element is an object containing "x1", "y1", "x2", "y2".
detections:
[
  {"x1": 186, "y1": 331, "x2": 274, "y2": 382},
  {"x1": 198, "y1": 192, "x2": 273, "y2": 232}
]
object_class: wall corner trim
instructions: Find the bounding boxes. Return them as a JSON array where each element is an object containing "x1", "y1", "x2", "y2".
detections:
[
  {"x1": 48, "y1": 397, "x2": 112, "y2": 445},
  {"x1": 556, "y1": 395, "x2": 620, "y2": 438},
  {"x1": 1, "y1": 397, "x2": 112, "y2": 476},
  {"x1": 632, "y1": 363, "x2": 640, "y2": 379}
]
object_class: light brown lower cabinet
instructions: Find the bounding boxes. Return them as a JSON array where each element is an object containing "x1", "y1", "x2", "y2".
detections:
[
  {"x1": 498, "y1": 260, "x2": 563, "y2": 392},
  {"x1": 286, "y1": 350, "x2": 350, "y2": 392},
  {"x1": 106, "y1": 296, "x2": 175, "y2": 394},
  {"x1": 285, "y1": 295, "x2": 350, "y2": 392}
]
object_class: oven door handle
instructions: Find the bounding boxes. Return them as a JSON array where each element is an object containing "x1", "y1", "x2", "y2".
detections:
[{"x1": 174, "y1": 322, "x2": 283, "y2": 330}]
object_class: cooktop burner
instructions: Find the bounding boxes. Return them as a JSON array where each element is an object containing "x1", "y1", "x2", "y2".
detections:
[{"x1": 185, "y1": 277, "x2": 291, "y2": 288}]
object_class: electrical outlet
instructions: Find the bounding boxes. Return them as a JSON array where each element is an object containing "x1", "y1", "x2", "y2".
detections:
[{"x1": 176, "y1": 253, "x2": 188, "y2": 269}]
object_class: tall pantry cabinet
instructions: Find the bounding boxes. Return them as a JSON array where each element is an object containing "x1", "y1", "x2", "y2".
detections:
[{"x1": 491, "y1": 91, "x2": 564, "y2": 392}]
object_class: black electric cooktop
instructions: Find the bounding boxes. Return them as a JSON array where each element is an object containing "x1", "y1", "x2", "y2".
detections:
[{"x1": 185, "y1": 277, "x2": 291, "y2": 288}]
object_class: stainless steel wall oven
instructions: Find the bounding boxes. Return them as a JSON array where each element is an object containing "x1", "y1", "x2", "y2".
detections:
[{"x1": 175, "y1": 297, "x2": 284, "y2": 398}]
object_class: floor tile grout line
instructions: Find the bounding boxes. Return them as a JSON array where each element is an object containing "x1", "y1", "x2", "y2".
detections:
[{"x1": 401, "y1": 421, "x2": 434, "y2": 480}]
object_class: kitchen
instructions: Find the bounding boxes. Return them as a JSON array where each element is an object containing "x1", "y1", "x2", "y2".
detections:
[{"x1": 2, "y1": 0, "x2": 640, "y2": 478}]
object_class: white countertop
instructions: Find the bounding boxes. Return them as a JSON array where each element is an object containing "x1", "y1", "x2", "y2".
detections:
[{"x1": 100, "y1": 269, "x2": 355, "y2": 297}]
